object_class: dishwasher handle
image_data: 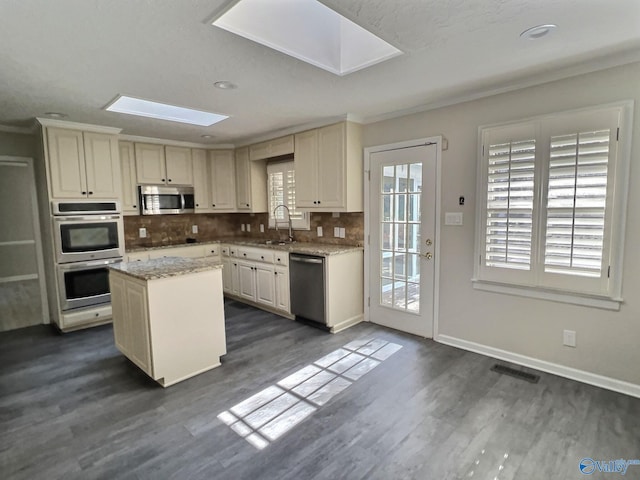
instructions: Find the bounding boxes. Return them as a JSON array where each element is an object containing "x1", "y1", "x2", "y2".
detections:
[{"x1": 290, "y1": 255, "x2": 324, "y2": 264}]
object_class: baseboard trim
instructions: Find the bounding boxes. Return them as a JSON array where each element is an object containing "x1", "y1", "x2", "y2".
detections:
[{"x1": 436, "y1": 334, "x2": 640, "y2": 399}]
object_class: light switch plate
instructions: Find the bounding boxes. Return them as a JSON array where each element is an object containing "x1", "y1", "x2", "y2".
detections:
[
  {"x1": 192, "y1": 225, "x2": 198, "y2": 234},
  {"x1": 139, "y1": 227, "x2": 147, "y2": 238},
  {"x1": 332, "y1": 212, "x2": 340, "y2": 218},
  {"x1": 241, "y1": 224, "x2": 245, "y2": 232},
  {"x1": 445, "y1": 212, "x2": 463, "y2": 226},
  {"x1": 339, "y1": 227, "x2": 346, "y2": 238},
  {"x1": 246, "y1": 224, "x2": 251, "y2": 232},
  {"x1": 260, "y1": 224, "x2": 265, "y2": 233},
  {"x1": 334, "y1": 227, "x2": 340, "y2": 237},
  {"x1": 317, "y1": 226, "x2": 323, "y2": 237},
  {"x1": 563, "y1": 330, "x2": 576, "y2": 347}
]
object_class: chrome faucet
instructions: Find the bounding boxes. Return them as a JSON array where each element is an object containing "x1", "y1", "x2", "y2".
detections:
[{"x1": 273, "y1": 204, "x2": 294, "y2": 243}]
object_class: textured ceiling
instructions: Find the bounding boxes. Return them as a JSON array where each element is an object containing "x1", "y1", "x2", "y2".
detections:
[{"x1": 0, "y1": 0, "x2": 639, "y2": 145}]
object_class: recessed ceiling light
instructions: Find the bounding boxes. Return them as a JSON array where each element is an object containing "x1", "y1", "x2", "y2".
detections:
[
  {"x1": 212, "y1": 0, "x2": 403, "y2": 76},
  {"x1": 45, "y1": 112, "x2": 67, "y2": 118},
  {"x1": 520, "y1": 24, "x2": 557, "y2": 40},
  {"x1": 214, "y1": 81, "x2": 238, "y2": 90},
  {"x1": 104, "y1": 95, "x2": 228, "y2": 126},
  {"x1": 201, "y1": 134, "x2": 214, "y2": 139}
]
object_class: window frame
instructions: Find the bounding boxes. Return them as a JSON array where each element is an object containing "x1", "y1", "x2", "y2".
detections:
[
  {"x1": 267, "y1": 160, "x2": 310, "y2": 230},
  {"x1": 472, "y1": 101, "x2": 634, "y2": 310}
]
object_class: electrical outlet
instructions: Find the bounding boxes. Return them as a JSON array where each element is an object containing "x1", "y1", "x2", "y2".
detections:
[
  {"x1": 246, "y1": 224, "x2": 251, "y2": 232},
  {"x1": 333, "y1": 227, "x2": 340, "y2": 237},
  {"x1": 563, "y1": 330, "x2": 576, "y2": 347},
  {"x1": 332, "y1": 212, "x2": 340, "y2": 218},
  {"x1": 241, "y1": 224, "x2": 245, "y2": 232},
  {"x1": 260, "y1": 224, "x2": 264, "y2": 233},
  {"x1": 317, "y1": 226, "x2": 323, "y2": 237},
  {"x1": 139, "y1": 227, "x2": 147, "y2": 238},
  {"x1": 192, "y1": 225, "x2": 198, "y2": 234},
  {"x1": 339, "y1": 227, "x2": 346, "y2": 238}
]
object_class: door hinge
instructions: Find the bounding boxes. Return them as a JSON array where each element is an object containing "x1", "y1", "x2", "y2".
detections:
[
  {"x1": 368, "y1": 234, "x2": 370, "y2": 245},
  {"x1": 608, "y1": 265, "x2": 611, "y2": 278},
  {"x1": 479, "y1": 254, "x2": 482, "y2": 265},
  {"x1": 482, "y1": 145, "x2": 485, "y2": 156},
  {"x1": 367, "y1": 297, "x2": 370, "y2": 307},
  {"x1": 368, "y1": 170, "x2": 371, "y2": 181},
  {"x1": 616, "y1": 127, "x2": 619, "y2": 141}
]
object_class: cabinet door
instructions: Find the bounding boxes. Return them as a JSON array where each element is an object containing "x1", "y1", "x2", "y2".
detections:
[
  {"x1": 317, "y1": 123, "x2": 345, "y2": 208},
  {"x1": 269, "y1": 135, "x2": 294, "y2": 158},
  {"x1": 110, "y1": 274, "x2": 130, "y2": 354},
  {"x1": 248, "y1": 141, "x2": 271, "y2": 162},
  {"x1": 47, "y1": 128, "x2": 87, "y2": 199},
  {"x1": 120, "y1": 142, "x2": 139, "y2": 214},
  {"x1": 222, "y1": 258, "x2": 232, "y2": 294},
  {"x1": 238, "y1": 262, "x2": 256, "y2": 301},
  {"x1": 275, "y1": 266, "x2": 290, "y2": 313},
  {"x1": 294, "y1": 129, "x2": 318, "y2": 208},
  {"x1": 235, "y1": 147, "x2": 251, "y2": 209},
  {"x1": 84, "y1": 132, "x2": 121, "y2": 199},
  {"x1": 135, "y1": 143, "x2": 166, "y2": 184},
  {"x1": 165, "y1": 146, "x2": 193, "y2": 185},
  {"x1": 256, "y1": 264, "x2": 276, "y2": 307},
  {"x1": 210, "y1": 150, "x2": 236, "y2": 211},
  {"x1": 231, "y1": 260, "x2": 240, "y2": 295},
  {"x1": 126, "y1": 280, "x2": 153, "y2": 376},
  {"x1": 192, "y1": 149, "x2": 212, "y2": 213}
]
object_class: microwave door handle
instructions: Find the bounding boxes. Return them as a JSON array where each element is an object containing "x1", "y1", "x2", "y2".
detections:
[{"x1": 181, "y1": 193, "x2": 186, "y2": 211}]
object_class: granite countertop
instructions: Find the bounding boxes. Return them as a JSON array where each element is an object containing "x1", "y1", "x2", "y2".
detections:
[
  {"x1": 127, "y1": 239, "x2": 363, "y2": 257},
  {"x1": 110, "y1": 256, "x2": 223, "y2": 281}
]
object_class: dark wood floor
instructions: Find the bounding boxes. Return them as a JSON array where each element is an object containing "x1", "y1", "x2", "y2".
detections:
[{"x1": 2, "y1": 300, "x2": 639, "y2": 480}]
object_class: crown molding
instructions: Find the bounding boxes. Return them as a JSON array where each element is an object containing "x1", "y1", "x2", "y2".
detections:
[
  {"x1": 0, "y1": 124, "x2": 34, "y2": 135},
  {"x1": 118, "y1": 133, "x2": 234, "y2": 150},
  {"x1": 35, "y1": 118, "x2": 122, "y2": 134}
]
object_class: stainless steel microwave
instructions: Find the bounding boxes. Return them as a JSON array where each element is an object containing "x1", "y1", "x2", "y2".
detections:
[{"x1": 139, "y1": 185, "x2": 195, "y2": 215}]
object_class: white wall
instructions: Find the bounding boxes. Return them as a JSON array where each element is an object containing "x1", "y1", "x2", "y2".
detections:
[{"x1": 363, "y1": 62, "x2": 640, "y2": 386}]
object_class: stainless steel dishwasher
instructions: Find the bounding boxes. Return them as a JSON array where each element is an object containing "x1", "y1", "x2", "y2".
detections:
[{"x1": 289, "y1": 253, "x2": 326, "y2": 326}]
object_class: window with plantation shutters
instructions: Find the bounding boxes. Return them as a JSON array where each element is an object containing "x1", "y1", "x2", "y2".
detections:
[
  {"x1": 474, "y1": 102, "x2": 632, "y2": 309},
  {"x1": 267, "y1": 161, "x2": 310, "y2": 230}
]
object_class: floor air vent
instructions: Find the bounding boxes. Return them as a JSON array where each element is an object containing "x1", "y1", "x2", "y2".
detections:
[{"x1": 490, "y1": 364, "x2": 540, "y2": 384}]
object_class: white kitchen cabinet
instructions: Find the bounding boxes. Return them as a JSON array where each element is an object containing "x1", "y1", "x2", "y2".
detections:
[
  {"x1": 46, "y1": 127, "x2": 121, "y2": 200},
  {"x1": 192, "y1": 149, "x2": 212, "y2": 213},
  {"x1": 110, "y1": 264, "x2": 226, "y2": 387},
  {"x1": 255, "y1": 263, "x2": 276, "y2": 307},
  {"x1": 209, "y1": 150, "x2": 236, "y2": 211},
  {"x1": 238, "y1": 261, "x2": 256, "y2": 301},
  {"x1": 249, "y1": 135, "x2": 294, "y2": 161},
  {"x1": 135, "y1": 143, "x2": 165, "y2": 184},
  {"x1": 235, "y1": 147, "x2": 268, "y2": 212},
  {"x1": 294, "y1": 121, "x2": 363, "y2": 212},
  {"x1": 165, "y1": 146, "x2": 193, "y2": 185},
  {"x1": 119, "y1": 141, "x2": 139, "y2": 215},
  {"x1": 221, "y1": 257, "x2": 232, "y2": 294},
  {"x1": 135, "y1": 144, "x2": 193, "y2": 185},
  {"x1": 274, "y1": 265, "x2": 290, "y2": 312}
]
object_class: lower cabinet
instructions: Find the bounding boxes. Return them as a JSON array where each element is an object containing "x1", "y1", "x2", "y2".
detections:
[{"x1": 222, "y1": 245, "x2": 290, "y2": 316}]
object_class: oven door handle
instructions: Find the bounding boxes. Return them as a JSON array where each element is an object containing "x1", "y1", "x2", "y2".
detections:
[{"x1": 58, "y1": 258, "x2": 122, "y2": 271}]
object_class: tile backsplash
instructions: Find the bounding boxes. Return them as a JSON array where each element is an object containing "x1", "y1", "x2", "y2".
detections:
[{"x1": 124, "y1": 212, "x2": 364, "y2": 249}]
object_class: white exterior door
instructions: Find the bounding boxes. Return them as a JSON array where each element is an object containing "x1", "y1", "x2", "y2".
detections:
[{"x1": 368, "y1": 142, "x2": 438, "y2": 337}]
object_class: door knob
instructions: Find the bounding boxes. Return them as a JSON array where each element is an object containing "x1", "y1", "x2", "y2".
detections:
[
  {"x1": 425, "y1": 239, "x2": 432, "y2": 246},
  {"x1": 421, "y1": 252, "x2": 433, "y2": 260}
]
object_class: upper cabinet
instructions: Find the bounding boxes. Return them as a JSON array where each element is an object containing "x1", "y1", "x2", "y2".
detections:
[
  {"x1": 46, "y1": 127, "x2": 121, "y2": 200},
  {"x1": 119, "y1": 141, "x2": 138, "y2": 215},
  {"x1": 192, "y1": 149, "x2": 211, "y2": 213},
  {"x1": 209, "y1": 150, "x2": 236, "y2": 211},
  {"x1": 294, "y1": 122, "x2": 363, "y2": 212},
  {"x1": 249, "y1": 135, "x2": 294, "y2": 161},
  {"x1": 235, "y1": 147, "x2": 267, "y2": 212},
  {"x1": 135, "y1": 144, "x2": 193, "y2": 185}
]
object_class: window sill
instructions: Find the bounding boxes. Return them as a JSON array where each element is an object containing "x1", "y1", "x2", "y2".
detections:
[{"x1": 471, "y1": 279, "x2": 622, "y2": 311}]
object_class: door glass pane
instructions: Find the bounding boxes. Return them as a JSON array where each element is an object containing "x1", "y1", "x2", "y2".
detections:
[
  {"x1": 379, "y1": 162, "x2": 422, "y2": 314},
  {"x1": 382, "y1": 195, "x2": 393, "y2": 221}
]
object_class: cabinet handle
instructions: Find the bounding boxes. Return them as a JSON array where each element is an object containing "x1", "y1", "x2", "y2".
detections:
[
  {"x1": 243, "y1": 253, "x2": 247, "y2": 257},
  {"x1": 261, "y1": 256, "x2": 264, "y2": 260},
  {"x1": 94, "y1": 313, "x2": 99, "y2": 317},
  {"x1": 168, "y1": 179, "x2": 172, "y2": 182},
  {"x1": 246, "y1": 203, "x2": 250, "y2": 207},
  {"x1": 277, "y1": 258, "x2": 280, "y2": 261},
  {"x1": 317, "y1": 200, "x2": 321, "y2": 204},
  {"x1": 88, "y1": 191, "x2": 94, "y2": 195},
  {"x1": 196, "y1": 203, "x2": 199, "y2": 207},
  {"x1": 274, "y1": 272, "x2": 278, "y2": 275},
  {"x1": 82, "y1": 191, "x2": 87, "y2": 195},
  {"x1": 212, "y1": 204, "x2": 216, "y2": 207},
  {"x1": 162, "y1": 179, "x2": 165, "y2": 182},
  {"x1": 133, "y1": 205, "x2": 137, "y2": 208}
]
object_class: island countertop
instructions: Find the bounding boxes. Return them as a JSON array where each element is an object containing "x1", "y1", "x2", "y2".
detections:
[{"x1": 109, "y1": 256, "x2": 222, "y2": 281}]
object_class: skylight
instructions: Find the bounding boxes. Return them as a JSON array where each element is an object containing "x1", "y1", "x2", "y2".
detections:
[
  {"x1": 105, "y1": 95, "x2": 228, "y2": 126},
  {"x1": 212, "y1": 0, "x2": 403, "y2": 76}
]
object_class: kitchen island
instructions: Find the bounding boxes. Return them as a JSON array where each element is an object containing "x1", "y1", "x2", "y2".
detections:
[{"x1": 109, "y1": 257, "x2": 226, "y2": 387}]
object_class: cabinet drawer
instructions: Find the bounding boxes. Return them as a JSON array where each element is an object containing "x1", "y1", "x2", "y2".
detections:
[
  {"x1": 274, "y1": 252, "x2": 289, "y2": 266},
  {"x1": 238, "y1": 247, "x2": 274, "y2": 264},
  {"x1": 228, "y1": 246, "x2": 239, "y2": 257},
  {"x1": 204, "y1": 244, "x2": 220, "y2": 257},
  {"x1": 221, "y1": 246, "x2": 230, "y2": 256}
]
